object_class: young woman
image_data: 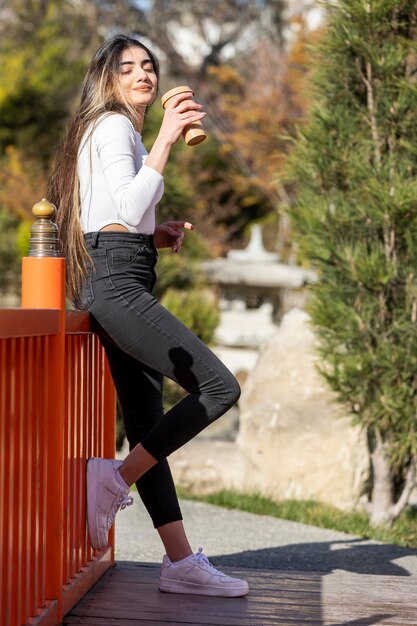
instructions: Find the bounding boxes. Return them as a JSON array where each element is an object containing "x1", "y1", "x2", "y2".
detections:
[{"x1": 48, "y1": 33, "x2": 248, "y2": 597}]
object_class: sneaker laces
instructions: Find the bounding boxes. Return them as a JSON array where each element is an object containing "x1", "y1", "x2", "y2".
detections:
[
  {"x1": 105, "y1": 493, "x2": 133, "y2": 532},
  {"x1": 193, "y1": 547, "x2": 233, "y2": 580}
]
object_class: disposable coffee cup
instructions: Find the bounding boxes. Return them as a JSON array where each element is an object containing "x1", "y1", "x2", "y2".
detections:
[{"x1": 161, "y1": 85, "x2": 207, "y2": 146}]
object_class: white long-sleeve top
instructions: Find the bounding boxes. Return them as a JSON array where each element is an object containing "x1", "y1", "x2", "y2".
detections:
[{"x1": 78, "y1": 113, "x2": 164, "y2": 234}]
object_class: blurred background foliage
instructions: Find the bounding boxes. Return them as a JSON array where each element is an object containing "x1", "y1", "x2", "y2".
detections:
[{"x1": 0, "y1": 0, "x2": 319, "y2": 314}]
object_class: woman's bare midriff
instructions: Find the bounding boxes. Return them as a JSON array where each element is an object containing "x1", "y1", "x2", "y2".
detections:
[{"x1": 100, "y1": 224, "x2": 129, "y2": 232}]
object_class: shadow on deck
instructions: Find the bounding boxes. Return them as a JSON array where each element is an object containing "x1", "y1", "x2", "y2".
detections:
[{"x1": 64, "y1": 561, "x2": 417, "y2": 626}]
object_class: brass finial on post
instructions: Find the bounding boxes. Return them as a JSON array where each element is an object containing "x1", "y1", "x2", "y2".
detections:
[{"x1": 28, "y1": 198, "x2": 61, "y2": 257}]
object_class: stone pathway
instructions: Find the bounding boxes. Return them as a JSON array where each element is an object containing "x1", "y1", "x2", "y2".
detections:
[{"x1": 115, "y1": 496, "x2": 417, "y2": 577}]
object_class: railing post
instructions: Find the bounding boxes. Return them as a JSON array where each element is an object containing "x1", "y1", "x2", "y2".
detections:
[{"x1": 21, "y1": 199, "x2": 66, "y2": 622}]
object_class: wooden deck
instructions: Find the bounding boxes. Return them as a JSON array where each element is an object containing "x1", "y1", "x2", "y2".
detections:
[{"x1": 64, "y1": 561, "x2": 417, "y2": 625}]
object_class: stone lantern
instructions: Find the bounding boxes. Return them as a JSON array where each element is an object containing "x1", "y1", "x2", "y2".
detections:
[{"x1": 203, "y1": 224, "x2": 316, "y2": 382}]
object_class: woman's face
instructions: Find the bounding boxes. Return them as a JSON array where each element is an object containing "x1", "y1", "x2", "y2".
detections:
[{"x1": 117, "y1": 46, "x2": 158, "y2": 108}]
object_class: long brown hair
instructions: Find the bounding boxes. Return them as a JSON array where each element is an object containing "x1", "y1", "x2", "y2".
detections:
[{"x1": 47, "y1": 34, "x2": 160, "y2": 300}]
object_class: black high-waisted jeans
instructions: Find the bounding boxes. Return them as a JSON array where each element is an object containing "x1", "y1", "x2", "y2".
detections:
[{"x1": 76, "y1": 231, "x2": 240, "y2": 528}]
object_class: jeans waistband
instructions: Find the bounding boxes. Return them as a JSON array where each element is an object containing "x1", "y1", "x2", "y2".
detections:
[{"x1": 84, "y1": 231, "x2": 154, "y2": 249}]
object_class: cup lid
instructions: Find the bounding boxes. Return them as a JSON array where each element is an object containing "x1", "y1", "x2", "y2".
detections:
[{"x1": 161, "y1": 85, "x2": 194, "y2": 107}]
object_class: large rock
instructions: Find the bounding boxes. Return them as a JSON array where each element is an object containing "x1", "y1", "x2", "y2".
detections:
[
  {"x1": 237, "y1": 308, "x2": 369, "y2": 510},
  {"x1": 170, "y1": 439, "x2": 244, "y2": 494}
]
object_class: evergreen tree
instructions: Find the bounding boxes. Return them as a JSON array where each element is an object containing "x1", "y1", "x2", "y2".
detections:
[
  {"x1": 0, "y1": 0, "x2": 99, "y2": 167},
  {"x1": 289, "y1": 0, "x2": 417, "y2": 524}
]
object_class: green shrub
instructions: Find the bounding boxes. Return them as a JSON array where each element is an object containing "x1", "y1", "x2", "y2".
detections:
[{"x1": 161, "y1": 287, "x2": 219, "y2": 345}]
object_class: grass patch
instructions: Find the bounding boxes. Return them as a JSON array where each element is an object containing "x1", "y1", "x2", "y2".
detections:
[{"x1": 177, "y1": 489, "x2": 417, "y2": 549}]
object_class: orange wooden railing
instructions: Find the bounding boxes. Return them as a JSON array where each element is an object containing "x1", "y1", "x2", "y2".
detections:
[{"x1": 0, "y1": 202, "x2": 116, "y2": 626}]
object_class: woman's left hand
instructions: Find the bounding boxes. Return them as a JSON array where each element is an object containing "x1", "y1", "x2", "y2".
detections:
[{"x1": 154, "y1": 221, "x2": 194, "y2": 252}]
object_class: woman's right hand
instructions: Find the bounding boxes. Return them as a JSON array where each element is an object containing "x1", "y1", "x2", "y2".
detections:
[
  {"x1": 158, "y1": 92, "x2": 206, "y2": 146},
  {"x1": 145, "y1": 92, "x2": 206, "y2": 175}
]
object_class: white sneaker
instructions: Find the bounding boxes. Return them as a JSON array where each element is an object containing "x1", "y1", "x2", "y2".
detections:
[
  {"x1": 158, "y1": 547, "x2": 249, "y2": 597},
  {"x1": 86, "y1": 457, "x2": 133, "y2": 550}
]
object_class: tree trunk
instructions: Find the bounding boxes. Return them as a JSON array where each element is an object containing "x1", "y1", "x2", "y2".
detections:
[
  {"x1": 369, "y1": 433, "x2": 394, "y2": 525},
  {"x1": 369, "y1": 432, "x2": 416, "y2": 525}
]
